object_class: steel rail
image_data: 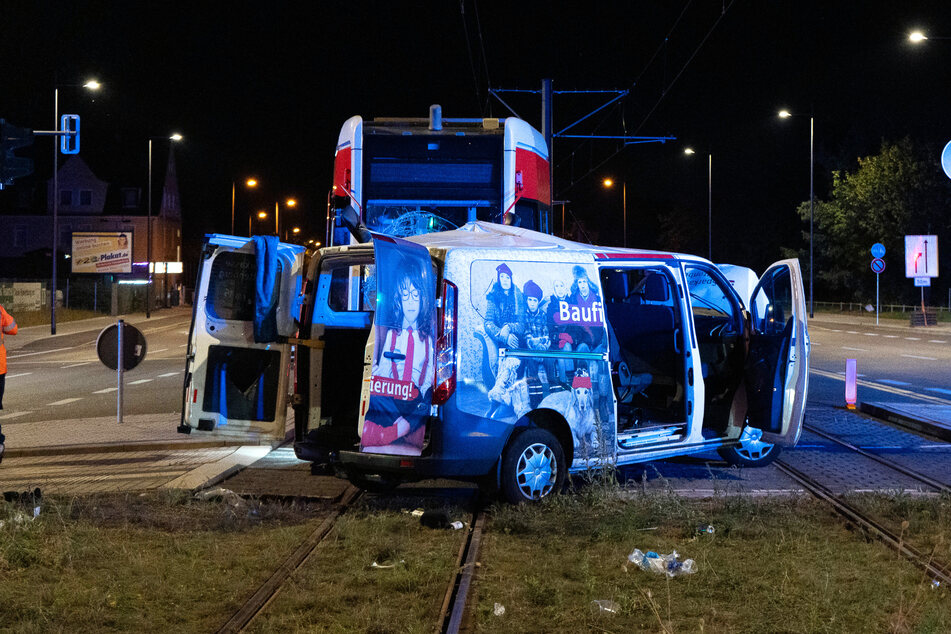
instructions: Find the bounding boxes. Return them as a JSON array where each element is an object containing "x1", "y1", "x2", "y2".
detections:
[
  {"x1": 216, "y1": 485, "x2": 362, "y2": 634},
  {"x1": 775, "y1": 459, "x2": 951, "y2": 586},
  {"x1": 438, "y1": 509, "x2": 487, "y2": 634},
  {"x1": 803, "y1": 423, "x2": 951, "y2": 494}
]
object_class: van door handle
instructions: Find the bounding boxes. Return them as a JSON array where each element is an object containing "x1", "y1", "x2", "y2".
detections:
[{"x1": 673, "y1": 328, "x2": 681, "y2": 354}]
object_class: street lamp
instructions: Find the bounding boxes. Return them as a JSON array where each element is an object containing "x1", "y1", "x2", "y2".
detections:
[
  {"x1": 147, "y1": 133, "x2": 183, "y2": 318},
  {"x1": 602, "y1": 178, "x2": 627, "y2": 248},
  {"x1": 51, "y1": 79, "x2": 100, "y2": 335},
  {"x1": 684, "y1": 147, "x2": 713, "y2": 260},
  {"x1": 250, "y1": 210, "x2": 267, "y2": 236},
  {"x1": 779, "y1": 108, "x2": 814, "y2": 318},
  {"x1": 231, "y1": 177, "x2": 258, "y2": 235},
  {"x1": 276, "y1": 197, "x2": 297, "y2": 236}
]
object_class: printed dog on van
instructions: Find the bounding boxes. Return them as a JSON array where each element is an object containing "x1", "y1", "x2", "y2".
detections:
[
  {"x1": 487, "y1": 356, "x2": 531, "y2": 419},
  {"x1": 538, "y1": 369, "x2": 597, "y2": 454}
]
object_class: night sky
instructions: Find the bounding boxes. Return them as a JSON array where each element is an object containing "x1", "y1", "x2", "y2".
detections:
[{"x1": 3, "y1": 1, "x2": 950, "y2": 272}]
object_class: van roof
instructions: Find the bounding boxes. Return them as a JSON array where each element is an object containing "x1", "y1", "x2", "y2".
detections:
[{"x1": 408, "y1": 221, "x2": 687, "y2": 260}]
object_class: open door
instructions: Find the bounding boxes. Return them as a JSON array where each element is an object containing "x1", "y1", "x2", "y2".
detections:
[
  {"x1": 179, "y1": 234, "x2": 305, "y2": 441},
  {"x1": 744, "y1": 259, "x2": 809, "y2": 446}
]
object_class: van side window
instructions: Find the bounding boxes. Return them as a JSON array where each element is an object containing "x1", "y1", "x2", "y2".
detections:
[
  {"x1": 751, "y1": 266, "x2": 792, "y2": 336},
  {"x1": 206, "y1": 252, "x2": 281, "y2": 322},
  {"x1": 684, "y1": 266, "x2": 739, "y2": 337},
  {"x1": 327, "y1": 265, "x2": 377, "y2": 312}
]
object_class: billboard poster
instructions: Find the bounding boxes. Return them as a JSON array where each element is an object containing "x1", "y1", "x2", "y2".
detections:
[
  {"x1": 360, "y1": 234, "x2": 436, "y2": 456},
  {"x1": 71, "y1": 232, "x2": 133, "y2": 274}
]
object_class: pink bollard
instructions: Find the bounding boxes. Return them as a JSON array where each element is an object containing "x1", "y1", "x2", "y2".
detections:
[{"x1": 845, "y1": 358, "x2": 857, "y2": 410}]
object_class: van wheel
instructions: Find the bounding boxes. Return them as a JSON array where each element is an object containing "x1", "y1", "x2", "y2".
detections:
[
  {"x1": 500, "y1": 428, "x2": 566, "y2": 503},
  {"x1": 717, "y1": 426, "x2": 781, "y2": 467}
]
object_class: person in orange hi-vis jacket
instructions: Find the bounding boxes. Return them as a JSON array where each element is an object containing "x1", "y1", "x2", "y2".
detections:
[{"x1": 0, "y1": 304, "x2": 17, "y2": 462}]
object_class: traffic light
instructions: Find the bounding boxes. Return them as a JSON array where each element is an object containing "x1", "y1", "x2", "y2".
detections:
[
  {"x1": 60, "y1": 114, "x2": 80, "y2": 154},
  {"x1": 0, "y1": 119, "x2": 34, "y2": 189}
]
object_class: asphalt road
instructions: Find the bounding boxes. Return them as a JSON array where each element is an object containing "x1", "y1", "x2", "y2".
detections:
[
  {"x1": 1, "y1": 309, "x2": 192, "y2": 425},
  {"x1": 807, "y1": 315, "x2": 951, "y2": 407},
  {"x1": 3, "y1": 309, "x2": 950, "y2": 427}
]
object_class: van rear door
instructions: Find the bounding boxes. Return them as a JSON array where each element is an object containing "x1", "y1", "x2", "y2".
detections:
[
  {"x1": 179, "y1": 234, "x2": 305, "y2": 441},
  {"x1": 744, "y1": 259, "x2": 809, "y2": 446}
]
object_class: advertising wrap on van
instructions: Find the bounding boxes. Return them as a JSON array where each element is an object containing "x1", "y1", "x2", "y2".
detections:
[
  {"x1": 360, "y1": 235, "x2": 437, "y2": 456},
  {"x1": 459, "y1": 258, "x2": 616, "y2": 463}
]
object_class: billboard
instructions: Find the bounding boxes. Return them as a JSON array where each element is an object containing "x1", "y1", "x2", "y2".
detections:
[{"x1": 71, "y1": 232, "x2": 133, "y2": 274}]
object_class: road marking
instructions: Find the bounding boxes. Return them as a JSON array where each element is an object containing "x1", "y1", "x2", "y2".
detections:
[
  {"x1": 5, "y1": 372, "x2": 32, "y2": 379},
  {"x1": 129, "y1": 379, "x2": 153, "y2": 385},
  {"x1": 48, "y1": 398, "x2": 83, "y2": 406},
  {"x1": 901, "y1": 354, "x2": 937, "y2": 360},
  {"x1": 179, "y1": 344, "x2": 187, "y2": 348},
  {"x1": 925, "y1": 387, "x2": 951, "y2": 396},
  {"x1": 811, "y1": 367, "x2": 951, "y2": 405},
  {"x1": 150, "y1": 348, "x2": 168, "y2": 353},
  {"x1": 842, "y1": 346, "x2": 868, "y2": 352},
  {"x1": 863, "y1": 332, "x2": 878, "y2": 336},
  {"x1": 883, "y1": 335, "x2": 899, "y2": 338},
  {"x1": 929, "y1": 340, "x2": 946, "y2": 343},
  {"x1": 0, "y1": 411, "x2": 30, "y2": 420},
  {"x1": 920, "y1": 444, "x2": 951, "y2": 449},
  {"x1": 93, "y1": 387, "x2": 118, "y2": 394},
  {"x1": 61, "y1": 362, "x2": 91, "y2": 369},
  {"x1": 157, "y1": 372, "x2": 180, "y2": 378},
  {"x1": 828, "y1": 329, "x2": 842, "y2": 332},
  {"x1": 905, "y1": 337, "x2": 921, "y2": 341},
  {"x1": 878, "y1": 379, "x2": 911, "y2": 386},
  {"x1": 8, "y1": 346, "x2": 78, "y2": 359},
  {"x1": 846, "y1": 330, "x2": 859, "y2": 334}
]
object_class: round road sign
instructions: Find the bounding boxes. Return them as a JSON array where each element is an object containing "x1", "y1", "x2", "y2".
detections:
[
  {"x1": 871, "y1": 242, "x2": 885, "y2": 258},
  {"x1": 96, "y1": 322, "x2": 147, "y2": 370},
  {"x1": 942, "y1": 140, "x2": 951, "y2": 180},
  {"x1": 871, "y1": 258, "x2": 886, "y2": 274}
]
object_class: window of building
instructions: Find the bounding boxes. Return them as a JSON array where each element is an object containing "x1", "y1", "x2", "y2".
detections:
[
  {"x1": 80, "y1": 190, "x2": 92, "y2": 206},
  {"x1": 60, "y1": 190, "x2": 72, "y2": 206}
]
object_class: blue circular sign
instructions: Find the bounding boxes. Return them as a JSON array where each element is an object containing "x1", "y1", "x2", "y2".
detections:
[
  {"x1": 871, "y1": 257, "x2": 886, "y2": 274},
  {"x1": 871, "y1": 243, "x2": 886, "y2": 258}
]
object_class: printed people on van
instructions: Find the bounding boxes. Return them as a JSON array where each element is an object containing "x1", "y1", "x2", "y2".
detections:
[
  {"x1": 545, "y1": 278, "x2": 575, "y2": 385},
  {"x1": 362, "y1": 261, "x2": 435, "y2": 454},
  {"x1": 484, "y1": 263, "x2": 523, "y2": 350},
  {"x1": 519, "y1": 280, "x2": 550, "y2": 352},
  {"x1": 0, "y1": 304, "x2": 17, "y2": 463},
  {"x1": 567, "y1": 265, "x2": 605, "y2": 352}
]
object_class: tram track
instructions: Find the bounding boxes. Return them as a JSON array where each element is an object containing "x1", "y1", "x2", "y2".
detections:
[{"x1": 776, "y1": 421, "x2": 951, "y2": 586}]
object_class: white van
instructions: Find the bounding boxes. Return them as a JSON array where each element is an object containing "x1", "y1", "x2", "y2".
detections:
[{"x1": 180, "y1": 223, "x2": 809, "y2": 502}]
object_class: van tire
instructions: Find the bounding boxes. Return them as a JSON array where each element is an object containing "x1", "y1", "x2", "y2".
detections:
[{"x1": 500, "y1": 428, "x2": 566, "y2": 503}]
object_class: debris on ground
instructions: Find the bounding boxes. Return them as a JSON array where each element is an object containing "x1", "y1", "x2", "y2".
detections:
[{"x1": 627, "y1": 548, "x2": 696, "y2": 577}]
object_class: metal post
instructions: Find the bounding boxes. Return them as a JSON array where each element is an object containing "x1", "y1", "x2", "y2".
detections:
[
  {"x1": 876, "y1": 272, "x2": 880, "y2": 326},
  {"x1": 708, "y1": 153, "x2": 713, "y2": 261},
  {"x1": 809, "y1": 115, "x2": 815, "y2": 318},
  {"x1": 117, "y1": 319, "x2": 124, "y2": 424},
  {"x1": 51, "y1": 88, "x2": 59, "y2": 335},
  {"x1": 275, "y1": 201, "x2": 279, "y2": 235},
  {"x1": 622, "y1": 181, "x2": 627, "y2": 248},
  {"x1": 541, "y1": 79, "x2": 553, "y2": 223},
  {"x1": 146, "y1": 139, "x2": 153, "y2": 318},
  {"x1": 230, "y1": 181, "x2": 236, "y2": 235}
]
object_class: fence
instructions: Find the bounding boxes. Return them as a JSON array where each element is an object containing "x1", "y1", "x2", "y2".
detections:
[{"x1": 0, "y1": 278, "x2": 154, "y2": 314}]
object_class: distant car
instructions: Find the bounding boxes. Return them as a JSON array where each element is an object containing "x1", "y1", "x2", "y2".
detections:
[{"x1": 180, "y1": 223, "x2": 809, "y2": 503}]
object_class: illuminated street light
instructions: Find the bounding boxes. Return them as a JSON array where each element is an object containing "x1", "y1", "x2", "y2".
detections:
[
  {"x1": 148, "y1": 132, "x2": 184, "y2": 317},
  {"x1": 232, "y1": 177, "x2": 259, "y2": 235},
  {"x1": 292, "y1": 227, "x2": 301, "y2": 234},
  {"x1": 275, "y1": 197, "x2": 298, "y2": 236},
  {"x1": 778, "y1": 108, "x2": 815, "y2": 318},
  {"x1": 51, "y1": 79, "x2": 101, "y2": 334},
  {"x1": 250, "y1": 210, "x2": 267, "y2": 236},
  {"x1": 602, "y1": 177, "x2": 627, "y2": 247},
  {"x1": 684, "y1": 147, "x2": 713, "y2": 260},
  {"x1": 909, "y1": 30, "x2": 927, "y2": 43}
]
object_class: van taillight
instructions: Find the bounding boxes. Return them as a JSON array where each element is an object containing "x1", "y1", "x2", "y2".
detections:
[{"x1": 433, "y1": 279, "x2": 457, "y2": 405}]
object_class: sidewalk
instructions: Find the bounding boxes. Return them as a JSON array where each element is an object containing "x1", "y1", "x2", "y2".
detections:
[{"x1": 808, "y1": 309, "x2": 951, "y2": 334}]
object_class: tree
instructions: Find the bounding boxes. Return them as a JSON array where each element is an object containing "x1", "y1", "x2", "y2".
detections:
[{"x1": 793, "y1": 138, "x2": 951, "y2": 303}]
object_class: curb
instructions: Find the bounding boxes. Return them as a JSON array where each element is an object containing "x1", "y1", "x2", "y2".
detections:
[
  {"x1": 858, "y1": 402, "x2": 951, "y2": 443},
  {"x1": 4, "y1": 439, "x2": 259, "y2": 458}
]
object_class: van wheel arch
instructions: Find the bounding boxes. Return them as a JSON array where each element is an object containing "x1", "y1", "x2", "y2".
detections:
[{"x1": 525, "y1": 408, "x2": 575, "y2": 467}]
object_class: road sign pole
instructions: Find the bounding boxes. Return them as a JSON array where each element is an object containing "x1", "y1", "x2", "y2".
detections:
[
  {"x1": 117, "y1": 319, "x2": 124, "y2": 424},
  {"x1": 876, "y1": 273, "x2": 880, "y2": 326}
]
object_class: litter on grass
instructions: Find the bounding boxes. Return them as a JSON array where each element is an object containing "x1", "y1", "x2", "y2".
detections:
[{"x1": 627, "y1": 548, "x2": 696, "y2": 577}]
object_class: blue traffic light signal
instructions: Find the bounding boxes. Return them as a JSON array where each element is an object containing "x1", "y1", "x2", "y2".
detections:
[
  {"x1": 0, "y1": 119, "x2": 34, "y2": 188},
  {"x1": 60, "y1": 114, "x2": 80, "y2": 154}
]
